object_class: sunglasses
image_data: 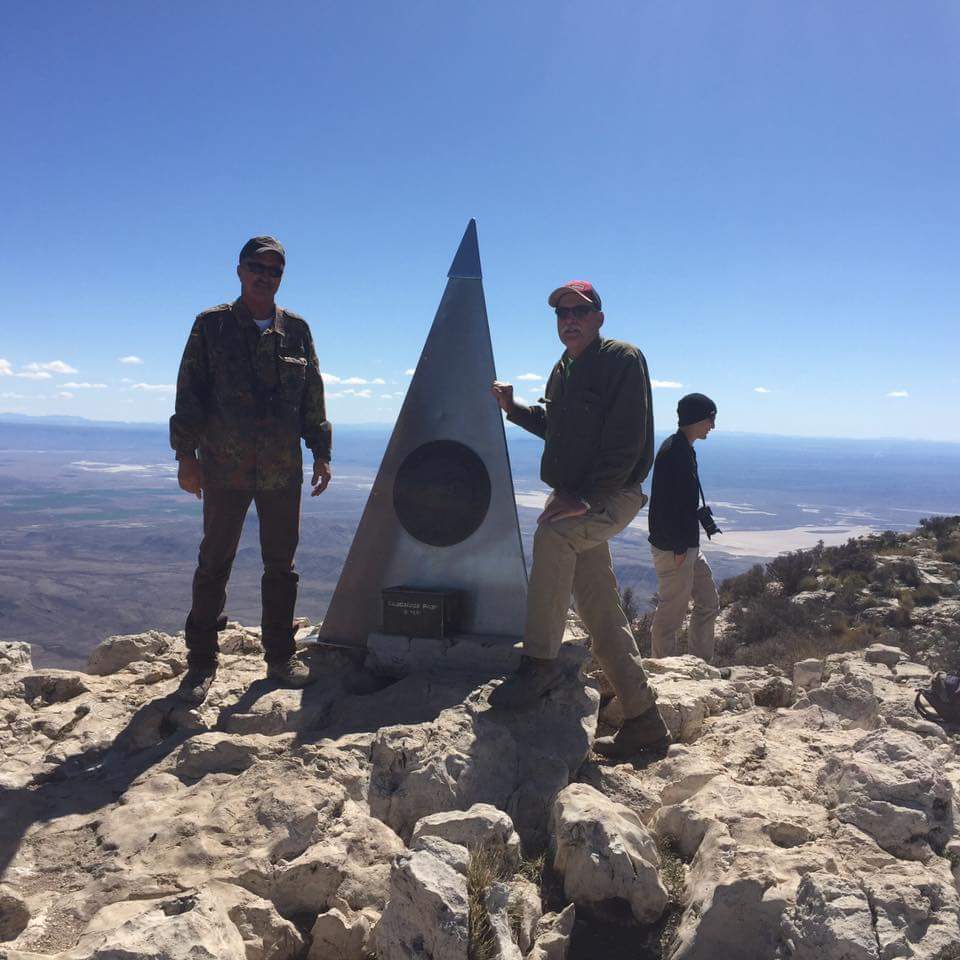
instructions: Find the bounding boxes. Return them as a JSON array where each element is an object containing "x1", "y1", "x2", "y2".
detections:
[
  {"x1": 555, "y1": 305, "x2": 595, "y2": 320},
  {"x1": 242, "y1": 260, "x2": 284, "y2": 279}
]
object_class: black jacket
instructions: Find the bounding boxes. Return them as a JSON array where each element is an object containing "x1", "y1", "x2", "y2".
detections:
[
  {"x1": 648, "y1": 431, "x2": 701, "y2": 554},
  {"x1": 507, "y1": 337, "x2": 654, "y2": 506}
]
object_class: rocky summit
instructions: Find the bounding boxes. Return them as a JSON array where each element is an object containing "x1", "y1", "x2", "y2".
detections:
[{"x1": 2, "y1": 531, "x2": 960, "y2": 959}]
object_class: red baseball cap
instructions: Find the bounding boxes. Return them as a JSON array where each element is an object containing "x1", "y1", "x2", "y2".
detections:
[{"x1": 547, "y1": 280, "x2": 602, "y2": 310}]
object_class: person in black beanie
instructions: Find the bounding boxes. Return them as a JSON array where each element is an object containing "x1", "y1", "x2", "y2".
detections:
[{"x1": 647, "y1": 393, "x2": 720, "y2": 661}]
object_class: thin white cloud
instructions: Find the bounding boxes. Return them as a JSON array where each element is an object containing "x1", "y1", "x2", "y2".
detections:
[
  {"x1": 0, "y1": 391, "x2": 28, "y2": 399},
  {"x1": 25, "y1": 360, "x2": 78, "y2": 374},
  {"x1": 323, "y1": 374, "x2": 387, "y2": 386},
  {"x1": 57, "y1": 392, "x2": 75, "y2": 400},
  {"x1": 651, "y1": 380, "x2": 683, "y2": 389},
  {"x1": 131, "y1": 382, "x2": 175, "y2": 393},
  {"x1": 16, "y1": 371, "x2": 52, "y2": 380},
  {"x1": 0, "y1": 359, "x2": 12, "y2": 376},
  {"x1": 404, "y1": 368, "x2": 415, "y2": 376},
  {"x1": 63, "y1": 382, "x2": 107, "y2": 390},
  {"x1": 118, "y1": 355, "x2": 144, "y2": 365},
  {"x1": 516, "y1": 373, "x2": 542, "y2": 381},
  {"x1": 887, "y1": 390, "x2": 909, "y2": 398},
  {"x1": 754, "y1": 386, "x2": 771, "y2": 394},
  {"x1": 348, "y1": 388, "x2": 373, "y2": 398},
  {"x1": 380, "y1": 393, "x2": 394, "y2": 399}
]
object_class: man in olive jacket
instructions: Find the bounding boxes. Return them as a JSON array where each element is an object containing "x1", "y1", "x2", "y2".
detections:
[
  {"x1": 489, "y1": 280, "x2": 670, "y2": 758},
  {"x1": 170, "y1": 236, "x2": 331, "y2": 703}
]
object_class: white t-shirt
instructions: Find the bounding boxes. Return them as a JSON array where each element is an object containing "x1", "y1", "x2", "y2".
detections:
[{"x1": 254, "y1": 313, "x2": 273, "y2": 332}]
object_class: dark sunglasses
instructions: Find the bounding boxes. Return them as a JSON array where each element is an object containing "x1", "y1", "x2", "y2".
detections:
[
  {"x1": 242, "y1": 260, "x2": 284, "y2": 279},
  {"x1": 555, "y1": 305, "x2": 595, "y2": 320}
]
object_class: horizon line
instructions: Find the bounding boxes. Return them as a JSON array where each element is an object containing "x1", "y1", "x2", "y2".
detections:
[{"x1": 1, "y1": 411, "x2": 959, "y2": 448}]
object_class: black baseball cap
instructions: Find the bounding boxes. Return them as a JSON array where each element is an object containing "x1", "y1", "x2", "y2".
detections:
[{"x1": 239, "y1": 236, "x2": 285, "y2": 264}]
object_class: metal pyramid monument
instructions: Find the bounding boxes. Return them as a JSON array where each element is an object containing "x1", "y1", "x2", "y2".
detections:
[{"x1": 318, "y1": 220, "x2": 528, "y2": 647}]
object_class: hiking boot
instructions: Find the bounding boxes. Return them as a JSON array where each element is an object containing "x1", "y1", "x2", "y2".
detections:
[
  {"x1": 593, "y1": 704, "x2": 672, "y2": 760},
  {"x1": 266, "y1": 655, "x2": 313, "y2": 689},
  {"x1": 176, "y1": 663, "x2": 217, "y2": 706},
  {"x1": 488, "y1": 655, "x2": 568, "y2": 711}
]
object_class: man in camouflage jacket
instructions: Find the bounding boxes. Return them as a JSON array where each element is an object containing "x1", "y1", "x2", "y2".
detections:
[{"x1": 170, "y1": 236, "x2": 331, "y2": 702}]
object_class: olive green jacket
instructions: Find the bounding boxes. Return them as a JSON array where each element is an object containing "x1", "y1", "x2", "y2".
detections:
[
  {"x1": 169, "y1": 299, "x2": 331, "y2": 491},
  {"x1": 507, "y1": 336, "x2": 654, "y2": 506}
]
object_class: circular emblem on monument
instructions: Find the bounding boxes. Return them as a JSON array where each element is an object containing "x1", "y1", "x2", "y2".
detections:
[{"x1": 393, "y1": 440, "x2": 492, "y2": 547}]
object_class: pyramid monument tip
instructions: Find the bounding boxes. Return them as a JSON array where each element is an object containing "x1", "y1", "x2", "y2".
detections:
[{"x1": 447, "y1": 219, "x2": 482, "y2": 280}]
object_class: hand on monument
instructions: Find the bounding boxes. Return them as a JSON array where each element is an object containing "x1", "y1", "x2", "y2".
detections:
[
  {"x1": 674, "y1": 552, "x2": 687, "y2": 568},
  {"x1": 490, "y1": 381, "x2": 515, "y2": 413},
  {"x1": 312, "y1": 460, "x2": 332, "y2": 497},
  {"x1": 178, "y1": 457, "x2": 203, "y2": 499},
  {"x1": 538, "y1": 491, "x2": 589, "y2": 525}
]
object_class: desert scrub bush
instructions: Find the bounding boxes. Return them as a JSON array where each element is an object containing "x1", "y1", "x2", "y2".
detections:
[
  {"x1": 912, "y1": 584, "x2": 941, "y2": 607},
  {"x1": 889, "y1": 558, "x2": 921, "y2": 588},
  {"x1": 656, "y1": 836, "x2": 686, "y2": 959},
  {"x1": 631, "y1": 611, "x2": 654, "y2": 658},
  {"x1": 768, "y1": 548, "x2": 818, "y2": 596},
  {"x1": 919, "y1": 515, "x2": 960, "y2": 545},
  {"x1": 727, "y1": 591, "x2": 812, "y2": 647},
  {"x1": 619, "y1": 585, "x2": 640, "y2": 623},
  {"x1": 467, "y1": 844, "x2": 512, "y2": 960},
  {"x1": 720, "y1": 564, "x2": 766, "y2": 605},
  {"x1": 869, "y1": 529, "x2": 913, "y2": 552},
  {"x1": 718, "y1": 627, "x2": 856, "y2": 674},
  {"x1": 822, "y1": 538, "x2": 877, "y2": 576}
]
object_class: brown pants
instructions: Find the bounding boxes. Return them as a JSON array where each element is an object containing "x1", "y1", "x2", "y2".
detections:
[
  {"x1": 185, "y1": 486, "x2": 301, "y2": 667},
  {"x1": 523, "y1": 486, "x2": 657, "y2": 719},
  {"x1": 649, "y1": 546, "x2": 719, "y2": 661}
]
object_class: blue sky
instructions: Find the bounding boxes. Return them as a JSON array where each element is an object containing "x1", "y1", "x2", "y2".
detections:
[{"x1": 2, "y1": 1, "x2": 958, "y2": 441}]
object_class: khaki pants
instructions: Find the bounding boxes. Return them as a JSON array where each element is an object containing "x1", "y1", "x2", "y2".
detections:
[
  {"x1": 186, "y1": 486, "x2": 301, "y2": 667},
  {"x1": 650, "y1": 546, "x2": 719, "y2": 661},
  {"x1": 523, "y1": 487, "x2": 656, "y2": 718}
]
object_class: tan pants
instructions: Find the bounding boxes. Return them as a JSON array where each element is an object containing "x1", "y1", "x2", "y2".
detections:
[
  {"x1": 523, "y1": 487, "x2": 656, "y2": 718},
  {"x1": 650, "y1": 546, "x2": 719, "y2": 661}
]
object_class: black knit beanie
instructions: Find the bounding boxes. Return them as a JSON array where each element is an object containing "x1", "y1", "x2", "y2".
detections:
[{"x1": 678, "y1": 393, "x2": 717, "y2": 427}]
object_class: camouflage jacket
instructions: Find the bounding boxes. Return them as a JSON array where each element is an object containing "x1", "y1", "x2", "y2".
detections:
[
  {"x1": 170, "y1": 299, "x2": 331, "y2": 491},
  {"x1": 507, "y1": 336, "x2": 654, "y2": 506}
]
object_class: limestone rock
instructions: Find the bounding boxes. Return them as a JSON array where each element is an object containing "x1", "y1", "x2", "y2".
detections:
[
  {"x1": 266, "y1": 800, "x2": 405, "y2": 915},
  {"x1": 368, "y1": 645, "x2": 597, "y2": 850},
  {"x1": 484, "y1": 881, "x2": 523, "y2": 960},
  {"x1": 21, "y1": 671, "x2": 89, "y2": 706},
  {"x1": 371, "y1": 848, "x2": 468, "y2": 960},
  {"x1": 411, "y1": 835, "x2": 471, "y2": 875},
  {"x1": 69, "y1": 883, "x2": 303, "y2": 960},
  {"x1": 804, "y1": 660, "x2": 880, "y2": 729},
  {"x1": 818, "y1": 728, "x2": 954, "y2": 861},
  {"x1": 601, "y1": 661, "x2": 753, "y2": 742},
  {"x1": 793, "y1": 658, "x2": 823, "y2": 692},
  {"x1": 411, "y1": 803, "x2": 521, "y2": 870},
  {"x1": 0, "y1": 642, "x2": 32, "y2": 676},
  {"x1": 778, "y1": 872, "x2": 879, "y2": 960},
  {"x1": 86, "y1": 630, "x2": 174, "y2": 675},
  {"x1": 507, "y1": 878, "x2": 542, "y2": 954},
  {"x1": 175, "y1": 732, "x2": 285, "y2": 780},
  {"x1": 551, "y1": 782, "x2": 667, "y2": 924},
  {"x1": 864, "y1": 643, "x2": 904, "y2": 667},
  {"x1": 308, "y1": 907, "x2": 373, "y2": 960},
  {"x1": 864, "y1": 860, "x2": 960, "y2": 959},
  {"x1": 527, "y1": 904, "x2": 575, "y2": 960}
]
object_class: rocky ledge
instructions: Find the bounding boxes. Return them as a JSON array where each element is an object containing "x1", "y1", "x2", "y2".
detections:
[{"x1": 1, "y1": 622, "x2": 959, "y2": 959}]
